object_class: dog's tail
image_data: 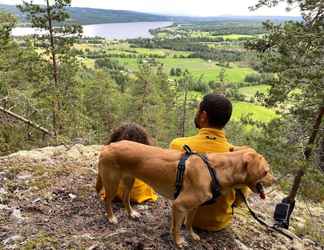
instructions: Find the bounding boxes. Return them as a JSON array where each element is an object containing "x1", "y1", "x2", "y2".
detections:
[{"x1": 95, "y1": 171, "x2": 103, "y2": 194}]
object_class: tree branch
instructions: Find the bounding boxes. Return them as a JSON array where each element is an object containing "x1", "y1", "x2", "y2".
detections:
[{"x1": 0, "y1": 106, "x2": 54, "y2": 136}]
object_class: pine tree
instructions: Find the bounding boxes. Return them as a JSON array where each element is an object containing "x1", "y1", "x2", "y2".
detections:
[
  {"x1": 127, "y1": 63, "x2": 165, "y2": 141},
  {"x1": 18, "y1": 0, "x2": 83, "y2": 137},
  {"x1": 176, "y1": 71, "x2": 196, "y2": 137},
  {"x1": 155, "y1": 64, "x2": 177, "y2": 144}
]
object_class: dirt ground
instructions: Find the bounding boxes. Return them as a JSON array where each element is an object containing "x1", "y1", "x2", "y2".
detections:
[{"x1": 0, "y1": 145, "x2": 323, "y2": 250}]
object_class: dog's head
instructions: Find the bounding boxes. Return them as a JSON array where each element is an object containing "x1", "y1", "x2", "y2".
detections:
[{"x1": 243, "y1": 151, "x2": 275, "y2": 199}]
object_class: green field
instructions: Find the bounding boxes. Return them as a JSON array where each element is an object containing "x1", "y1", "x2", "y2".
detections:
[
  {"x1": 232, "y1": 102, "x2": 279, "y2": 122},
  {"x1": 239, "y1": 84, "x2": 271, "y2": 98},
  {"x1": 115, "y1": 58, "x2": 256, "y2": 83},
  {"x1": 221, "y1": 34, "x2": 255, "y2": 40}
]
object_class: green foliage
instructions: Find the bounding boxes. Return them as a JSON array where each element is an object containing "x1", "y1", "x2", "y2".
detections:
[
  {"x1": 247, "y1": 1, "x2": 324, "y2": 125},
  {"x1": 244, "y1": 73, "x2": 261, "y2": 83},
  {"x1": 244, "y1": 0, "x2": 324, "y2": 202},
  {"x1": 0, "y1": 11, "x2": 16, "y2": 46},
  {"x1": 18, "y1": 0, "x2": 83, "y2": 135},
  {"x1": 82, "y1": 70, "x2": 122, "y2": 143}
]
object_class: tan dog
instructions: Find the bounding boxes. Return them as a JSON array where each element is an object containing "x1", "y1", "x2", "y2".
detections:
[{"x1": 96, "y1": 140, "x2": 275, "y2": 248}]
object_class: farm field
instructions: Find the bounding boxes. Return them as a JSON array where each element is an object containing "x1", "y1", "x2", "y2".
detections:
[
  {"x1": 239, "y1": 84, "x2": 271, "y2": 98},
  {"x1": 115, "y1": 57, "x2": 256, "y2": 83},
  {"x1": 232, "y1": 101, "x2": 278, "y2": 122}
]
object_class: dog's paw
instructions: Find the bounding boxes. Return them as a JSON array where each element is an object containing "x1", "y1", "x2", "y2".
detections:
[
  {"x1": 108, "y1": 216, "x2": 118, "y2": 224},
  {"x1": 100, "y1": 191, "x2": 106, "y2": 201},
  {"x1": 190, "y1": 232, "x2": 200, "y2": 241},
  {"x1": 176, "y1": 238, "x2": 188, "y2": 248},
  {"x1": 129, "y1": 210, "x2": 141, "y2": 219}
]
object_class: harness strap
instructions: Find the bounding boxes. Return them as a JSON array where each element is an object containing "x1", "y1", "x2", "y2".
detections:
[
  {"x1": 199, "y1": 153, "x2": 222, "y2": 206},
  {"x1": 174, "y1": 152, "x2": 191, "y2": 199},
  {"x1": 174, "y1": 145, "x2": 221, "y2": 206}
]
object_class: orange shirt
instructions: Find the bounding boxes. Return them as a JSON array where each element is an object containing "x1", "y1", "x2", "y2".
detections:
[{"x1": 170, "y1": 128, "x2": 237, "y2": 231}]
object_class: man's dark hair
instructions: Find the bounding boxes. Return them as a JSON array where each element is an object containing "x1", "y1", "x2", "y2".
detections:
[
  {"x1": 199, "y1": 94, "x2": 232, "y2": 129},
  {"x1": 106, "y1": 123, "x2": 151, "y2": 145}
]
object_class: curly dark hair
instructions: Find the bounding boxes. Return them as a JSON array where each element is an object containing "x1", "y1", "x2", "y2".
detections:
[{"x1": 106, "y1": 123, "x2": 152, "y2": 145}]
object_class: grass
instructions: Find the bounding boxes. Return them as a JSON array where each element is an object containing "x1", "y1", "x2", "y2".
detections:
[
  {"x1": 115, "y1": 58, "x2": 256, "y2": 83},
  {"x1": 232, "y1": 101, "x2": 279, "y2": 122},
  {"x1": 133, "y1": 47, "x2": 191, "y2": 57},
  {"x1": 81, "y1": 58, "x2": 95, "y2": 68},
  {"x1": 221, "y1": 34, "x2": 255, "y2": 40},
  {"x1": 239, "y1": 84, "x2": 271, "y2": 98}
]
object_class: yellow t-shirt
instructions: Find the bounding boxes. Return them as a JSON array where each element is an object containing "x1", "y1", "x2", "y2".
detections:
[
  {"x1": 170, "y1": 128, "x2": 237, "y2": 231},
  {"x1": 116, "y1": 179, "x2": 158, "y2": 203}
]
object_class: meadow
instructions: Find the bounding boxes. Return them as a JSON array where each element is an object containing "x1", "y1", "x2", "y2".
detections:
[
  {"x1": 238, "y1": 84, "x2": 271, "y2": 98},
  {"x1": 232, "y1": 101, "x2": 278, "y2": 122},
  {"x1": 115, "y1": 57, "x2": 256, "y2": 83}
]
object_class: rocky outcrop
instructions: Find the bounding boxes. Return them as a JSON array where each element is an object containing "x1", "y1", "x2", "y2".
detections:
[{"x1": 0, "y1": 145, "x2": 323, "y2": 249}]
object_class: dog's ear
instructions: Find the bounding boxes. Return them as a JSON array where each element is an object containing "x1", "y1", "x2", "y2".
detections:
[
  {"x1": 243, "y1": 151, "x2": 255, "y2": 169},
  {"x1": 243, "y1": 152, "x2": 266, "y2": 181}
]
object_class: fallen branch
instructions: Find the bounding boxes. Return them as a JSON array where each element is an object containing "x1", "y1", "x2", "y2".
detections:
[
  {"x1": 104, "y1": 228, "x2": 129, "y2": 238},
  {"x1": 0, "y1": 106, "x2": 53, "y2": 136}
]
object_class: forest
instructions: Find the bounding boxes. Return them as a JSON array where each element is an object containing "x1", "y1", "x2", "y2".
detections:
[{"x1": 0, "y1": 0, "x2": 323, "y2": 248}]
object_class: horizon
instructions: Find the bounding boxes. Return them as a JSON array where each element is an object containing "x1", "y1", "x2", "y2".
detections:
[{"x1": 0, "y1": 0, "x2": 301, "y2": 17}]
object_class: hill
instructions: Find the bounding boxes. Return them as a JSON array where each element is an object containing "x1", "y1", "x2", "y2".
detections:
[
  {"x1": 0, "y1": 4, "x2": 169, "y2": 25},
  {"x1": 0, "y1": 145, "x2": 322, "y2": 249},
  {"x1": 0, "y1": 4, "x2": 301, "y2": 26}
]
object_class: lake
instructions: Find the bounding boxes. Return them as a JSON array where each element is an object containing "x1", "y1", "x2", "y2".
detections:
[{"x1": 11, "y1": 21, "x2": 173, "y2": 39}]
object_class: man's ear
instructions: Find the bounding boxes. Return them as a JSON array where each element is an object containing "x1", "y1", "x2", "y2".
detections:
[{"x1": 200, "y1": 110, "x2": 208, "y2": 124}]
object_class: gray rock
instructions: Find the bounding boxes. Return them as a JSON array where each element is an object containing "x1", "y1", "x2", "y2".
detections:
[
  {"x1": 10, "y1": 209, "x2": 24, "y2": 222},
  {"x1": 234, "y1": 239, "x2": 252, "y2": 250},
  {"x1": 3, "y1": 235, "x2": 24, "y2": 245}
]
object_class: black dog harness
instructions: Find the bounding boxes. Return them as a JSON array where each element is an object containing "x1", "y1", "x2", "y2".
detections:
[{"x1": 174, "y1": 145, "x2": 221, "y2": 206}]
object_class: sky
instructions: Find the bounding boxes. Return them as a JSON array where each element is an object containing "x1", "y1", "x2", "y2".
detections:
[{"x1": 0, "y1": 0, "x2": 301, "y2": 17}]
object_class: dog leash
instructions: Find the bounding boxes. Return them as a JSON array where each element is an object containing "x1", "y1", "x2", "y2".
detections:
[{"x1": 236, "y1": 190, "x2": 296, "y2": 240}]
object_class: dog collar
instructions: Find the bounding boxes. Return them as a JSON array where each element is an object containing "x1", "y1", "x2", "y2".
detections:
[{"x1": 174, "y1": 145, "x2": 222, "y2": 206}]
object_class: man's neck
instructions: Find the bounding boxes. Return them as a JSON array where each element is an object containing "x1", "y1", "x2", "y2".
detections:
[{"x1": 199, "y1": 126, "x2": 223, "y2": 130}]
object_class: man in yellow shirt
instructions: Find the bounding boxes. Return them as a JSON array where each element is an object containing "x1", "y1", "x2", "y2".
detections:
[{"x1": 170, "y1": 93, "x2": 247, "y2": 231}]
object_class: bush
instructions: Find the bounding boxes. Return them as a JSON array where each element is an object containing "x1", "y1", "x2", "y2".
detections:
[{"x1": 244, "y1": 73, "x2": 261, "y2": 83}]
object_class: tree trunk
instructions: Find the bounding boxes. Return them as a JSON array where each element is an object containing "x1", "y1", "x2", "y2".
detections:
[
  {"x1": 139, "y1": 79, "x2": 149, "y2": 124},
  {"x1": 46, "y1": 0, "x2": 60, "y2": 137},
  {"x1": 287, "y1": 106, "x2": 324, "y2": 202},
  {"x1": 319, "y1": 136, "x2": 324, "y2": 172},
  {"x1": 181, "y1": 82, "x2": 188, "y2": 137}
]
